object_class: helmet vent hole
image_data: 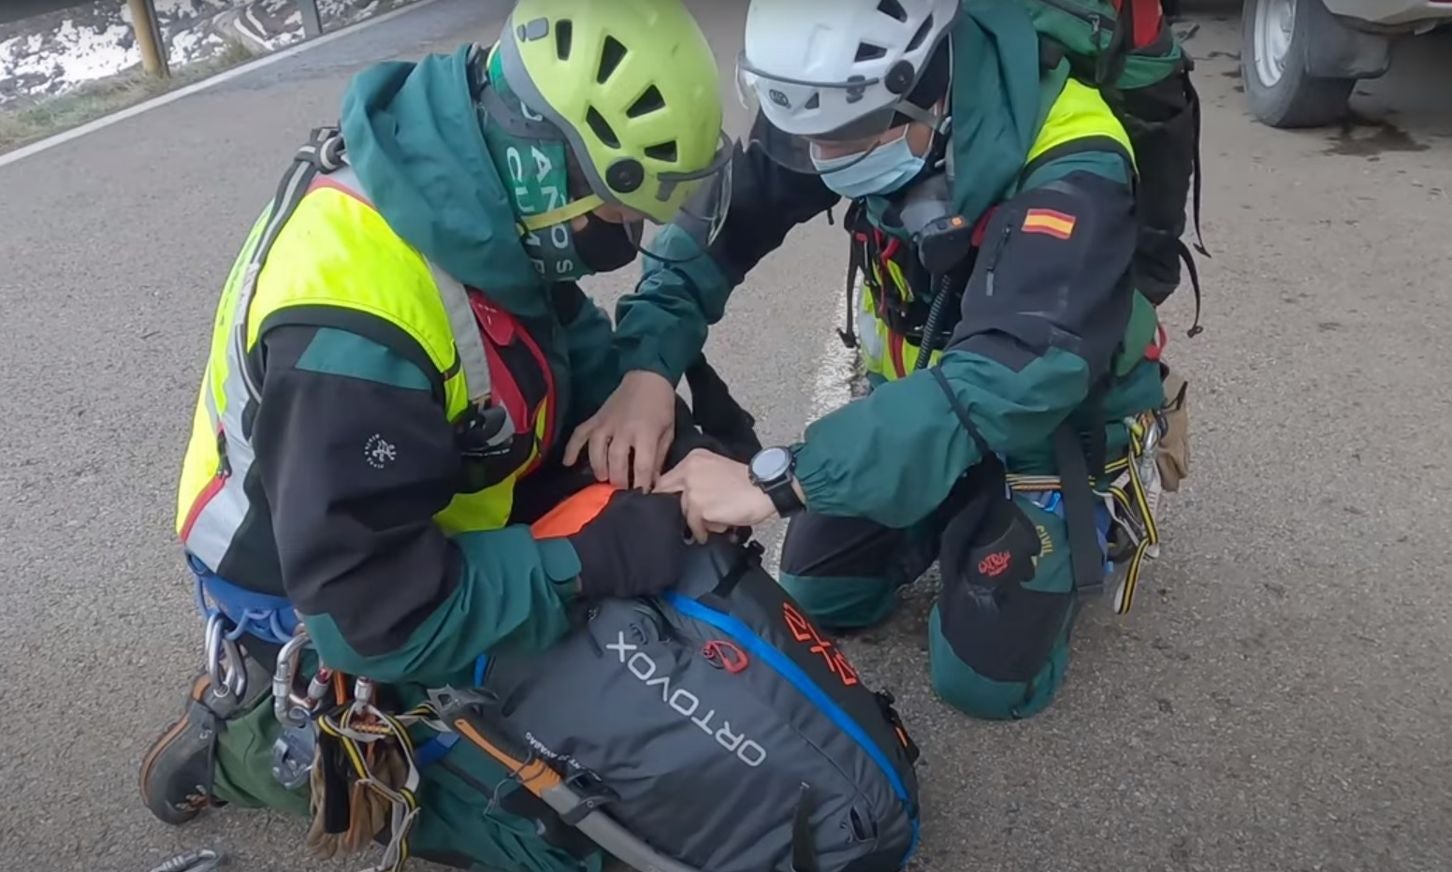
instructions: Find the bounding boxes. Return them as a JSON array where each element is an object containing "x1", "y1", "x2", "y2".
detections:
[
  {"x1": 804, "y1": 92, "x2": 820, "y2": 110},
  {"x1": 554, "y1": 19, "x2": 573, "y2": 60},
  {"x1": 627, "y1": 85, "x2": 665, "y2": 118},
  {"x1": 877, "y1": 0, "x2": 908, "y2": 22},
  {"x1": 906, "y1": 17, "x2": 932, "y2": 51},
  {"x1": 586, "y1": 106, "x2": 620, "y2": 148},
  {"x1": 597, "y1": 35, "x2": 628, "y2": 84},
  {"x1": 644, "y1": 141, "x2": 678, "y2": 163},
  {"x1": 855, "y1": 43, "x2": 887, "y2": 62}
]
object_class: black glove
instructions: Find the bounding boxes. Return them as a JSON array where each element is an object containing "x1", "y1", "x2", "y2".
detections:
[{"x1": 568, "y1": 490, "x2": 688, "y2": 600}]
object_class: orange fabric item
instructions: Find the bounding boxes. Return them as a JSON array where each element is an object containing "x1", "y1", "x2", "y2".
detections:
[{"x1": 529, "y1": 483, "x2": 620, "y2": 539}]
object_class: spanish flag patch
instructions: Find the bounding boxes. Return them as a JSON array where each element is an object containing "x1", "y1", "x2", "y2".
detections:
[{"x1": 1022, "y1": 208, "x2": 1077, "y2": 240}]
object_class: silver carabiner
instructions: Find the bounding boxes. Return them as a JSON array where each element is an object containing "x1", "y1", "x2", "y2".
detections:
[
  {"x1": 1138, "y1": 413, "x2": 1162, "y2": 456},
  {"x1": 145, "y1": 848, "x2": 221, "y2": 872},
  {"x1": 204, "y1": 612, "x2": 248, "y2": 701},
  {"x1": 203, "y1": 614, "x2": 227, "y2": 693},
  {"x1": 220, "y1": 635, "x2": 247, "y2": 700},
  {"x1": 272, "y1": 627, "x2": 314, "y2": 727}
]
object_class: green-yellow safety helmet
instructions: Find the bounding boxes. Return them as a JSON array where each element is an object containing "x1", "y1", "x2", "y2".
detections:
[{"x1": 493, "y1": 0, "x2": 733, "y2": 234}]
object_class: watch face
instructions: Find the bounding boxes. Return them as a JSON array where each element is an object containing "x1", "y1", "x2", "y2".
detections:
[{"x1": 751, "y1": 447, "x2": 793, "y2": 483}]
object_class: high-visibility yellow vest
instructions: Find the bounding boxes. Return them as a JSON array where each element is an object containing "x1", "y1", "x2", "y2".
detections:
[
  {"x1": 177, "y1": 147, "x2": 553, "y2": 585},
  {"x1": 858, "y1": 78, "x2": 1138, "y2": 382}
]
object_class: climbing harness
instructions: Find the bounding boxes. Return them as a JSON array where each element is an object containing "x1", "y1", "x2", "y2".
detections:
[
  {"x1": 1004, "y1": 411, "x2": 1167, "y2": 615},
  {"x1": 191, "y1": 554, "x2": 297, "y2": 702}
]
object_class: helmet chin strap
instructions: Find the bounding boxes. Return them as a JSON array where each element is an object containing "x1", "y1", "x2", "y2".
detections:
[{"x1": 516, "y1": 194, "x2": 604, "y2": 234}]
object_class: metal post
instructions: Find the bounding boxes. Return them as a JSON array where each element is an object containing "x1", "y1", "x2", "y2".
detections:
[
  {"x1": 298, "y1": 0, "x2": 324, "y2": 39},
  {"x1": 126, "y1": 0, "x2": 170, "y2": 77}
]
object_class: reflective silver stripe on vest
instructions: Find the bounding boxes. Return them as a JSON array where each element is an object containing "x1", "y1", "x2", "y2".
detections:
[
  {"x1": 430, "y1": 262, "x2": 517, "y2": 448},
  {"x1": 186, "y1": 164, "x2": 325, "y2": 569},
  {"x1": 186, "y1": 354, "x2": 258, "y2": 571},
  {"x1": 430, "y1": 263, "x2": 492, "y2": 404},
  {"x1": 187, "y1": 147, "x2": 337, "y2": 569}
]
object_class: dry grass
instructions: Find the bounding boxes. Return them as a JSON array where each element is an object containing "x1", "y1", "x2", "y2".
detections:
[{"x1": 0, "y1": 39, "x2": 255, "y2": 154}]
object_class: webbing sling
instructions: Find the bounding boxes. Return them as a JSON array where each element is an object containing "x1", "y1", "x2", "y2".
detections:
[
  {"x1": 930, "y1": 366, "x2": 1012, "y2": 505},
  {"x1": 1052, "y1": 424, "x2": 1107, "y2": 598}
]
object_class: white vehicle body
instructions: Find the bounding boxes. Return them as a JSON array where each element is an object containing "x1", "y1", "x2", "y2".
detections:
[{"x1": 1242, "y1": 0, "x2": 1451, "y2": 127}]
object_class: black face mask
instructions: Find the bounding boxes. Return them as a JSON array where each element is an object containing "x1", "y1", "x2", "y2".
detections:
[{"x1": 573, "y1": 213, "x2": 640, "y2": 274}]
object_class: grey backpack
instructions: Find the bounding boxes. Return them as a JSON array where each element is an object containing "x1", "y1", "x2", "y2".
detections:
[{"x1": 446, "y1": 540, "x2": 921, "y2": 872}]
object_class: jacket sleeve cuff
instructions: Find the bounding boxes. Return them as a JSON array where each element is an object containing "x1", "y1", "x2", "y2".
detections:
[
  {"x1": 538, "y1": 537, "x2": 583, "y2": 599},
  {"x1": 615, "y1": 346, "x2": 685, "y2": 385},
  {"x1": 790, "y1": 439, "x2": 847, "y2": 517}
]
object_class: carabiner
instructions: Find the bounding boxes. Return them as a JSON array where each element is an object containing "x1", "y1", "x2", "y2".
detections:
[
  {"x1": 272, "y1": 627, "x2": 314, "y2": 727},
  {"x1": 203, "y1": 613, "x2": 247, "y2": 700},
  {"x1": 144, "y1": 848, "x2": 221, "y2": 872}
]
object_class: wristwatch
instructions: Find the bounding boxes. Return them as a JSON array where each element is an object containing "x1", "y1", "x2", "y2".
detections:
[{"x1": 748, "y1": 446, "x2": 804, "y2": 518}]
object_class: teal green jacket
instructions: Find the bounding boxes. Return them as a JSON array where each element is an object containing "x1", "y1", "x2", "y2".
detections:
[
  {"x1": 613, "y1": 2, "x2": 1164, "y2": 529},
  {"x1": 343, "y1": 44, "x2": 623, "y2": 428},
  {"x1": 253, "y1": 45, "x2": 624, "y2": 687}
]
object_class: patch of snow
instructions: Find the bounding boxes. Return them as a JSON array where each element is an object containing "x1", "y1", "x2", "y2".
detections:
[
  {"x1": 168, "y1": 27, "x2": 225, "y2": 65},
  {"x1": 270, "y1": 28, "x2": 304, "y2": 49},
  {"x1": 5, "y1": 20, "x2": 137, "y2": 95},
  {"x1": 2, "y1": 0, "x2": 412, "y2": 107}
]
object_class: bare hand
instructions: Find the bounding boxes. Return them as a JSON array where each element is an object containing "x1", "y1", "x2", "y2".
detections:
[
  {"x1": 657, "y1": 449, "x2": 776, "y2": 543},
  {"x1": 564, "y1": 371, "x2": 677, "y2": 491}
]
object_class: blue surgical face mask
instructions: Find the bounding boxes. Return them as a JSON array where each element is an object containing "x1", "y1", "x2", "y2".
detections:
[{"x1": 811, "y1": 132, "x2": 925, "y2": 199}]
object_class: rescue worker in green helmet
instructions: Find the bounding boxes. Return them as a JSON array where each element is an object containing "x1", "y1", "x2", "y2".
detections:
[
  {"x1": 138, "y1": 2, "x2": 731, "y2": 869},
  {"x1": 572, "y1": 0, "x2": 1182, "y2": 721}
]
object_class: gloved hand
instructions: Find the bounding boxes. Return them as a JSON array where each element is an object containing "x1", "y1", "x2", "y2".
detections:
[{"x1": 567, "y1": 489, "x2": 689, "y2": 600}]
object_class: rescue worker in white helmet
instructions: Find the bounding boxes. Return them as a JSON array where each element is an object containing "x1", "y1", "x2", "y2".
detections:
[
  {"x1": 573, "y1": 0, "x2": 1181, "y2": 720},
  {"x1": 137, "y1": 3, "x2": 733, "y2": 869}
]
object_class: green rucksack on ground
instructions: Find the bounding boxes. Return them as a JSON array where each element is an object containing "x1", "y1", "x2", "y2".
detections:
[{"x1": 1027, "y1": 0, "x2": 1206, "y2": 333}]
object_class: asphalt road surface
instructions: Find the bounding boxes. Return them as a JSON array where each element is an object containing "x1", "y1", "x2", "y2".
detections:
[{"x1": 2, "y1": 2, "x2": 1450, "y2": 870}]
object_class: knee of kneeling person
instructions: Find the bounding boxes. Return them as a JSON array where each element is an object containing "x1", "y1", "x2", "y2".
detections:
[{"x1": 928, "y1": 607, "x2": 1072, "y2": 720}]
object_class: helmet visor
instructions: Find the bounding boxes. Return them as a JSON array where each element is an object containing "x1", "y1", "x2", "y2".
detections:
[
  {"x1": 631, "y1": 142, "x2": 735, "y2": 265},
  {"x1": 735, "y1": 52, "x2": 940, "y2": 175},
  {"x1": 647, "y1": 130, "x2": 735, "y2": 247}
]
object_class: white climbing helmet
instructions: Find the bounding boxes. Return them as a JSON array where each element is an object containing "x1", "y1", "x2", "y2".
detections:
[{"x1": 736, "y1": 0, "x2": 960, "y2": 170}]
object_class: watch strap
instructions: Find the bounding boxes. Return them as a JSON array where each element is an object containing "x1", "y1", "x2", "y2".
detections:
[{"x1": 764, "y1": 477, "x2": 803, "y2": 517}]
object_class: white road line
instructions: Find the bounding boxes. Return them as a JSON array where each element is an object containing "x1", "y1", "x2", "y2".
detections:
[
  {"x1": 0, "y1": 0, "x2": 447, "y2": 170},
  {"x1": 806, "y1": 318, "x2": 860, "y2": 424},
  {"x1": 765, "y1": 309, "x2": 861, "y2": 575}
]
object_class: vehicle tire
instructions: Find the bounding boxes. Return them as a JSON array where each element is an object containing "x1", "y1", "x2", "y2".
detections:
[{"x1": 1241, "y1": 0, "x2": 1356, "y2": 128}]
